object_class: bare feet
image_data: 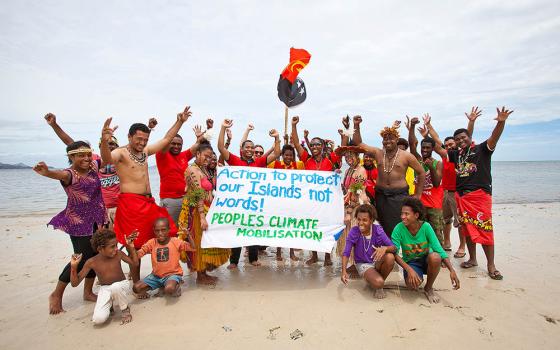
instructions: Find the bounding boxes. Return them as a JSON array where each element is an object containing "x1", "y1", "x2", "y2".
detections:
[
  {"x1": 290, "y1": 254, "x2": 300, "y2": 262},
  {"x1": 323, "y1": 258, "x2": 333, "y2": 267},
  {"x1": 136, "y1": 292, "x2": 150, "y2": 299},
  {"x1": 227, "y1": 263, "x2": 238, "y2": 270},
  {"x1": 172, "y1": 285, "x2": 182, "y2": 297},
  {"x1": 347, "y1": 265, "x2": 360, "y2": 279},
  {"x1": 196, "y1": 273, "x2": 217, "y2": 285},
  {"x1": 83, "y1": 292, "x2": 98, "y2": 302},
  {"x1": 305, "y1": 256, "x2": 318, "y2": 265},
  {"x1": 120, "y1": 307, "x2": 132, "y2": 325},
  {"x1": 49, "y1": 293, "x2": 65, "y2": 315},
  {"x1": 374, "y1": 288, "x2": 386, "y2": 299},
  {"x1": 154, "y1": 288, "x2": 164, "y2": 297},
  {"x1": 250, "y1": 261, "x2": 261, "y2": 267},
  {"x1": 276, "y1": 254, "x2": 283, "y2": 262},
  {"x1": 424, "y1": 288, "x2": 440, "y2": 304}
]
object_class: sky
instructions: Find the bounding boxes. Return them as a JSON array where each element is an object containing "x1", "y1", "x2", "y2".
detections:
[{"x1": 1, "y1": 0, "x2": 559, "y2": 168}]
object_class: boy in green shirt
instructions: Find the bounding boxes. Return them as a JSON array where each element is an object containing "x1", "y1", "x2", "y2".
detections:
[{"x1": 392, "y1": 197, "x2": 460, "y2": 303}]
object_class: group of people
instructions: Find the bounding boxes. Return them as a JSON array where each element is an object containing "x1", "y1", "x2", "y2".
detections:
[{"x1": 34, "y1": 104, "x2": 513, "y2": 325}]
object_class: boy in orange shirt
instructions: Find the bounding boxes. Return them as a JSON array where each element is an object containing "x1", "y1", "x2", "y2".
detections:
[{"x1": 133, "y1": 218, "x2": 195, "y2": 297}]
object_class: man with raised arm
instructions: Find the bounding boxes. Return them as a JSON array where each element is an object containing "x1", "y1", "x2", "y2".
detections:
[
  {"x1": 100, "y1": 106, "x2": 192, "y2": 283},
  {"x1": 407, "y1": 115, "x2": 445, "y2": 246},
  {"x1": 291, "y1": 116, "x2": 338, "y2": 266},
  {"x1": 44, "y1": 113, "x2": 157, "y2": 229},
  {"x1": 156, "y1": 118, "x2": 211, "y2": 226},
  {"x1": 422, "y1": 108, "x2": 479, "y2": 257},
  {"x1": 447, "y1": 106, "x2": 513, "y2": 281},
  {"x1": 217, "y1": 119, "x2": 281, "y2": 268},
  {"x1": 352, "y1": 115, "x2": 426, "y2": 237}
]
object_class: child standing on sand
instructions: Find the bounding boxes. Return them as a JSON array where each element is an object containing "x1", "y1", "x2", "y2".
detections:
[
  {"x1": 392, "y1": 197, "x2": 461, "y2": 303},
  {"x1": 70, "y1": 229, "x2": 138, "y2": 325},
  {"x1": 133, "y1": 218, "x2": 195, "y2": 298}
]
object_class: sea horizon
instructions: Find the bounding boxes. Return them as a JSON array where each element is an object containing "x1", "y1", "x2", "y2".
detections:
[{"x1": 2, "y1": 160, "x2": 559, "y2": 218}]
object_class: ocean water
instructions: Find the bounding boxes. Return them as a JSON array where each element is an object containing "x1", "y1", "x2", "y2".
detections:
[{"x1": 1, "y1": 161, "x2": 559, "y2": 217}]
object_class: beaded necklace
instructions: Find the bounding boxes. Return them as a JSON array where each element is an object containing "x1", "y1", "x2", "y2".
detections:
[{"x1": 383, "y1": 148, "x2": 400, "y2": 173}]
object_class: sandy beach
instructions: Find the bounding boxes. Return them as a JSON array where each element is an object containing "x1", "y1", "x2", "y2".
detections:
[{"x1": 0, "y1": 202, "x2": 558, "y2": 349}]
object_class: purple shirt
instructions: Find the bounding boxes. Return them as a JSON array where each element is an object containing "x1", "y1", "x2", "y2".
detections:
[
  {"x1": 343, "y1": 224, "x2": 394, "y2": 263},
  {"x1": 48, "y1": 160, "x2": 106, "y2": 236}
]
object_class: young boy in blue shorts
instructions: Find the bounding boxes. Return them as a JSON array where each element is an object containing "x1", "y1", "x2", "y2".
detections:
[{"x1": 133, "y1": 218, "x2": 195, "y2": 298}]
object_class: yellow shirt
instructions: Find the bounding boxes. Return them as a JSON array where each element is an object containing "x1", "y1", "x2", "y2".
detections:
[
  {"x1": 406, "y1": 167, "x2": 415, "y2": 195},
  {"x1": 267, "y1": 160, "x2": 305, "y2": 170}
]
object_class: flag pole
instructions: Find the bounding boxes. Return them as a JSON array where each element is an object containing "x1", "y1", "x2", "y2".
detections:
[{"x1": 284, "y1": 105, "x2": 289, "y2": 145}]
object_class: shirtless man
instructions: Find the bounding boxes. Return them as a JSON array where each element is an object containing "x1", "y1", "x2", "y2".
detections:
[
  {"x1": 43, "y1": 113, "x2": 156, "y2": 229},
  {"x1": 352, "y1": 115, "x2": 426, "y2": 236},
  {"x1": 100, "y1": 106, "x2": 191, "y2": 283}
]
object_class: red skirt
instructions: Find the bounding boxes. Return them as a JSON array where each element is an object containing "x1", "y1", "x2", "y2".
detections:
[
  {"x1": 455, "y1": 189, "x2": 494, "y2": 245},
  {"x1": 114, "y1": 193, "x2": 177, "y2": 248}
]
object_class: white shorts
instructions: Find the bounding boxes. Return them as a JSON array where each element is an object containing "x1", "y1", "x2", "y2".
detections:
[{"x1": 355, "y1": 263, "x2": 375, "y2": 277}]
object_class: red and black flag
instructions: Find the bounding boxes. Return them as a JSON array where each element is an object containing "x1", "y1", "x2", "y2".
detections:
[{"x1": 277, "y1": 48, "x2": 311, "y2": 107}]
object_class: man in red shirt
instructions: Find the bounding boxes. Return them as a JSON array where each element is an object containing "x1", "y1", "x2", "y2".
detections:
[
  {"x1": 291, "y1": 116, "x2": 338, "y2": 266},
  {"x1": 217, "y1": 119, "x2": 281, "y2": 269},
  {"x1": 156, "y1": 120, "x2": 209, "y2": 226}
]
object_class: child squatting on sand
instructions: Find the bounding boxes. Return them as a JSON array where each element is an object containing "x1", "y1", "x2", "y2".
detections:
[
  {"x1": 341, "y1": 204, "x2": 396, "y2": 299},
  {"x1": 70, "y1": 228, "x2": 139, "y2": 325},
  {"x1": 392, "y1": 197, "x2": 461, "y2": 303},
  {"x1": 133, "y1": 217, "x2": 196, "y2": 298}
]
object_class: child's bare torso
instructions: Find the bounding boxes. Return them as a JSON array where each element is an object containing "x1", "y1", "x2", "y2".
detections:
[{"x1": 90, "y1": 253, "x2": 127, "y2": 285}]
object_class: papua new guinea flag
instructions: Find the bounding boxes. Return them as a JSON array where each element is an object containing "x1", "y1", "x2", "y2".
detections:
[
  {"x1": 280, "y1": 48, "x2": 311, "y2": 84},
  {"x1": 277, "y1": 76, "x2": 307, "y2": 107}
]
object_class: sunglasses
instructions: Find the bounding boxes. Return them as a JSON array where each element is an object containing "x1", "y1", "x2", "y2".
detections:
[{"x1": 254, "y1": 151, "x2": 264, "y2": 155}]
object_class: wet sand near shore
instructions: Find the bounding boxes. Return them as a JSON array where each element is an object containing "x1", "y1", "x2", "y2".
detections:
[{"x1": 0, "y1": 202, "x2": 559, "y2": 349}]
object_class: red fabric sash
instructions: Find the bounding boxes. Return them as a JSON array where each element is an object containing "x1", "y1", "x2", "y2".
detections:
[
  {"x1": 114, "y1": 193, "x2": 177, "y2": 248},
  {"x1": 455, "y1": 189, "x2": 494, "y2": 245}
]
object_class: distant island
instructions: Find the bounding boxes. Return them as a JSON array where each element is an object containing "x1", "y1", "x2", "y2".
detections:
[{"x1": 0, "y1": 162, "x2": 32, "y2": 169}]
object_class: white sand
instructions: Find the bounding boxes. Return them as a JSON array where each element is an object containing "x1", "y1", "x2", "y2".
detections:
[{"x1": 0, "y1": 202, "x2": 559, "y2": 349}]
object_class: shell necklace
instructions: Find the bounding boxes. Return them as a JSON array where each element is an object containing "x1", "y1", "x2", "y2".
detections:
[
  {"x1": 127, "y1": 146, "x2": 147, "y2": 165},
  {"x1": 383, "y1": 148, "x2": 400, "y2": 173}
]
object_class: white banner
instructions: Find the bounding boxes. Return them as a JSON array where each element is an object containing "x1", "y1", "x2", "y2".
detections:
[{"x1": 201, "y1": 166, "x2": 345, "y2": 253}]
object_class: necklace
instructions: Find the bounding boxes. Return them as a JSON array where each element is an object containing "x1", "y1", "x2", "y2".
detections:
[
  {"x1": 194, "y1": 162, "x2": 210, "y2": 179},
  {"x1": 457, "y1": 145, "x2": 472, "y2": 171},
  {"x1": 127, "y1": 147, "x2": 147, "y2": 165},
  {"x1": 362, "y1": 232, "x2": 373, "y2": 256},
  {"x1": 383, "y1": 148, "x2": 400, "y2": 173}
]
